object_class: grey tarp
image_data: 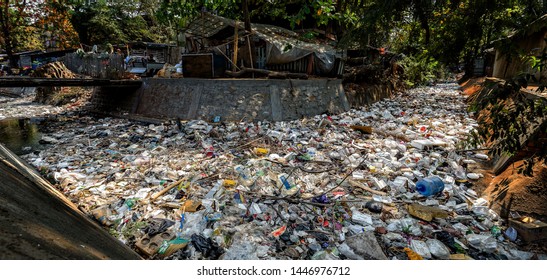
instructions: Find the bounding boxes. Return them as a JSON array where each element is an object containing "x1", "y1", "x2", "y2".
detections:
[{"x1": 252, "y1": 23, "x2": 338, "y2": 74}]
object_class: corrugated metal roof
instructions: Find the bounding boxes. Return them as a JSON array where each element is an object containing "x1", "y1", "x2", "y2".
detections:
[{"x1": 185, "y1": 13, "x2": 237, "y2": 38}]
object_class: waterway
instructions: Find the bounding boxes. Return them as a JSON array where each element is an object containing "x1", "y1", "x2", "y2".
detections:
[{"x1": 0, "y1": 118, "x2": 44, "y2": 155}]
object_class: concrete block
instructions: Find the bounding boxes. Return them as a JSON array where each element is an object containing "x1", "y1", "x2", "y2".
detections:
[
  {"x1": 269, "y1": 84, "x2": 283, "y2": 121},
  {"x1": 186, "y1": 84, "x2": 203, "y2": 119}
]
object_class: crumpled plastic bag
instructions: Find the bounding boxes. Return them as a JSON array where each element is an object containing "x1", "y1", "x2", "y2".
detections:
[
  {"x1": 143, "y1": 218, "x2": 175, "y2": 237},
  {"x1": 191, "y1": 233, "x2": 224, "y2": 259}
]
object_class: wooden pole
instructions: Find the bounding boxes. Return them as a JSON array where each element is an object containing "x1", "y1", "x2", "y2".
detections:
[
  {"x1": 307, "y1": 54, "x2": 314, "y2": 75},
  {"x1": 215, "y1": 47, "x2": 240, "y2": 71},
  {"x1": 247, "y1": 37, "x2": 254, "y2": 78},
  {"x1": 243, "y1": 0, "x2": 254, "y2": 77},
  {"x1": 151, "y1": 177, "x2": 188, "y2": 201},
  {"x1": 233, "y1": 25, "x2": 239, "y2": 72}
]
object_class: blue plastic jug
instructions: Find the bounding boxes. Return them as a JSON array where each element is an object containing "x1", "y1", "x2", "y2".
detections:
[{"x1": 415, "y1": 176, "x2": 445, "y2": 196}]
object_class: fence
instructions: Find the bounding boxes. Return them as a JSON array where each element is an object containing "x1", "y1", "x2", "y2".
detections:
[{"x1": 61, "y1": 53, "x2": 126, "y2": 79}]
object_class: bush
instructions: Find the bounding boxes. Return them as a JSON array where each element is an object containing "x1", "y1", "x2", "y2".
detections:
[{"x1": 400, "y1": 50, "x2": 446, "y2": 87}]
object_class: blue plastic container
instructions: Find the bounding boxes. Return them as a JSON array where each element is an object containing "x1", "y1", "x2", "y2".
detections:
[{"x1": 415, "y1": 176, "x2": 445, "y2": 196}]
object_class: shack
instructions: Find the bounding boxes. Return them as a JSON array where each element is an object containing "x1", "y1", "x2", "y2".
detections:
[
  {"x1": 492, "y1": 14, "x2": 547, "y2": 81},
  {"x1": 183, "y1": 12, "x2": 345, "y2": 78},
  {"x1": 126, "y1": 42, "x2": 179, "y2": 64},
  {"x1": 0, "y1": 49, "x2": 75, "y2": 70}
]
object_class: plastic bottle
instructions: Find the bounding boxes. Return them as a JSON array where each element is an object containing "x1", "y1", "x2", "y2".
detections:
[
  {"x1": 278, "y1": 173, "x2": 299, "y2": 196},
  {"x1": 415, "y1": 176, "x2": 445, "y2": 196},
  {"x1": 234, "y1": 165, "x2": 253, "y2": 186}
]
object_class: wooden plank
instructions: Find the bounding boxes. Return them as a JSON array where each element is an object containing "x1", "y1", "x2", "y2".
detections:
[
  {"x1": 181, "y1": 54, "x2": 213, "y2": 78},
  {"x1": 233, "y1": 25, "x2": 239, "y2": 72}
]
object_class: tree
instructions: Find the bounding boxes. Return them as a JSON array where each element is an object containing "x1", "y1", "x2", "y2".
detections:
[
  {"x1": 0, "y1": 1, "x2": 79, "y2": 67},
  {"x1": 0, "y1": 0, "x2": 39, "y2": 67},
  {"x1": 71, "y1": 0, "x2": 157, "y2": 45},
  {"x1": 337, "y1": 0, "x2": 547, "y2": 78},
  {"x1": 38, "y1": 0, "x2": 79, "y2": 50}
]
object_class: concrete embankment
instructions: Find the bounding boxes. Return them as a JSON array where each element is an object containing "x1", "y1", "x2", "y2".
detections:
[
  {"x1": 91, "y1": 78, "x2": 350, "y2": 122},
  {"x1": 0, "y1": 144, "x2": 141, "y2": 259}
]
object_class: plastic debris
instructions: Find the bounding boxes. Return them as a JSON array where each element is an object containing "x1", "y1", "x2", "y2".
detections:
[
  {"x1": 190, "y1": 233, "x2": 224, "y2": 259},
  {"x1": 505, "y1": 227, "x2": 518, "y2": 242},
  {"x1": 365, "y1": 200, "x2": 383, "y2": 213},
  {"x1": 271, "y1": 225, "x2": 287, "y2": 238},
  {"x1": 415, "y1": 176, "x2": 445, "y2": 196},
  {"x1": 466, "y1": 234, "x2": 498, "y2": 253},
  {"x1": 410, "y1": 239, "x2": 432, "y2": 259},
  {"x1": 8, "y1": 83, "x2": 536, "y2": 260},
  {"x1": 158, "y1": 237, "x2": 189, "y2": 256},
  {"x1": 338, "y1": 243, "x2": 365, "y2": 260},
  {"x1": 351, "y1": 209, "x2": 373, "y2": 226},
  {"x1": 144, "y1": 219, "x2": 175, "y2": 237},
  {"x1": 404, "y1": 248, "x2": 424, "y2": 260},
  {"x1": 345, "y1": 231, "x2": 388, "y2": 260},
  {"x1": 407, "y1": 203, "x2": 449, "y2": 222},
  {"x1": 426, "y1": 239, "x2": 451, "y2": 259}
]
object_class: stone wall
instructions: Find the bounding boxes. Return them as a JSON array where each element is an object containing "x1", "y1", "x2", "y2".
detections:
[
  {"x1": 91, "y1": 78, "x2": 350, "y2": 122},
  {"x1": 344, "y1": 83, "x2": 394, "y2": 107}
]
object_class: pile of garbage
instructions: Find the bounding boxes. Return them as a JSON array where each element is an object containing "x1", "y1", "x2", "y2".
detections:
[
  {"x1": 22, "y1": 83, "x2": 545, "y2": 260},
  {"x1": 0, "y1": 94, "x2": 67, "y2": 120}
]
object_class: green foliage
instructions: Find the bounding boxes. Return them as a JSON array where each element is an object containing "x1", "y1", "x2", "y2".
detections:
[
  {"x1": 282, "y1": 0, "x2": 337, "y2": 29},
  {"x1": 400, "y1": 50, "x2": 444, "y2": 87},
  {"x1": 402, "y1": 225, "x2": 412, "y2": 234},
  {"x1": 341, "y1": 0, "x2": 547, "y2": 77},
  {"x1": 0, "y1": 0, "x2": 38, "y2": 66},
  {"x1": 71, "y1": 0, "x2": 160, "y2": 45}
]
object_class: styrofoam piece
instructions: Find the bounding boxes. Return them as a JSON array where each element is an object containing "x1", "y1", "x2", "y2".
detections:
[{"x1": 410, "y1": 239, "x2": 431, "y2": 259}]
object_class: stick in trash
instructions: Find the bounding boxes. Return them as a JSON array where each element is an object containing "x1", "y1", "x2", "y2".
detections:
[
  {"x1": 151, "y1": 177, "x2": 187, "y2": 201},
  {"x1": 348, "y1": 180, "x2": 388, "y2": 196}
]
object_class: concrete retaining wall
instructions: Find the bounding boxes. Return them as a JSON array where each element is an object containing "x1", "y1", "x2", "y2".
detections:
[
  {"x1": 344, "y1": 83, "x2": 394, "y2": 107},
  {"x1": 91, "y1": 78, "x2": 350, "y2": 122}
]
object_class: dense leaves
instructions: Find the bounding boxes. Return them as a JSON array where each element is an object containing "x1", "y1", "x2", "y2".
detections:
[
  {"x1": 3, "y1": 0, "x2": 546, "y2": 68},
  {"x1": 0, "y1": 0, "x2": 40, "y2": 67}
]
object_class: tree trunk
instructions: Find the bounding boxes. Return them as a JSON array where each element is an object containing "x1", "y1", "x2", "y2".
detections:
[
  {"x1": 243, "y1": 0, "x2": 251, "y2": 32},
  {"x1": 242, "y1": 0, "x2": 255, "y2": 69},
  {"x1": 0, "y1": 1, "x2": 20, "y2": 69},
  {"x1": 5, "y1": 44, "x2": 18, "y2": 69},
  {"x1": 3, "y1": 37, "x2": 17, "y2": 68},
  {"x1": 416, "y1": 5, "x2": 430, "y2": 46}
]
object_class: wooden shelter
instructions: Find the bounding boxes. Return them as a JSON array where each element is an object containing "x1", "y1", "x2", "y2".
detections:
[
  {"x1": 183, "y1": 13, "x2": 345, "y2": 78},
  {"x1": 492, "y1": 14, "x2": 547, "y2": 81}
]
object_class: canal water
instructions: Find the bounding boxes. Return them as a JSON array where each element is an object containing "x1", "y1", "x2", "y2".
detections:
[{"x1": 0, "y1": 118, "x2": 45, "y2": 155}]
